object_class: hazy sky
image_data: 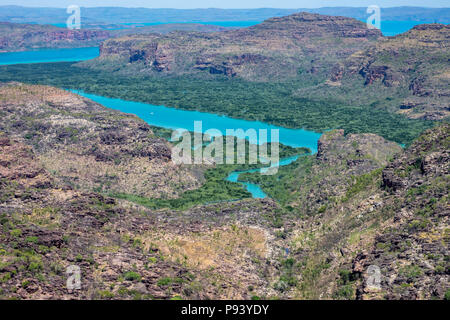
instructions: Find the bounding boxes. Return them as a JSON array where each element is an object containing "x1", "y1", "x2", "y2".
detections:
[{"x1": 2, "y1": 0, "x2": 449, "y2": 8}]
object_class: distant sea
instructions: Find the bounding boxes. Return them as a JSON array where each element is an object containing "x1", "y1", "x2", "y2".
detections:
[
  {"x1": 379, "y1": 20, "x2": 436, "y2": 36},
  {"x1": 51, "y1": 20, "x2": 435, "y2": 36},
  {"x1": 121, "y1": 21, "x2": 261, "y2": 28},
  {"x1": 0, "y1": 47, "x2": 99, "y2": 65},
  {"x1": 0, "y1": 20, "x2": 437, "y2": 65}
]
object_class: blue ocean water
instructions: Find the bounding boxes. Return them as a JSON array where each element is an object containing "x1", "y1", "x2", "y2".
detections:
[
  {"x1": 72, "y1": 91, "x2": 319, "y2": 199},
  {"x1": 0, "y1": 47, "x2": 99, "y2": 65},
  {"x1": 117, "y1": 21, "x2": 261, "y2": 28},
  {"x1": 380, "y1": 20, "x2": 433, "y2": 36},
  {"x1": 49, "y1": 20, "x2": 428, "y2": 35}
]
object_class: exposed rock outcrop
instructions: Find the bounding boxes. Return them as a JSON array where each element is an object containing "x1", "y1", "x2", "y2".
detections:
[
  {"x1": 0, "y1": 22, "x2": 109, "y2": 52},
  {"x1": 0, "y1": 83, "x2": 199, "y2": 199},
  {"x1": 326, "y1": 23, "x2": 450, "y2": 120},
  {"x1": 90, "y1": 12, "x2": 381, "y2": 81}
]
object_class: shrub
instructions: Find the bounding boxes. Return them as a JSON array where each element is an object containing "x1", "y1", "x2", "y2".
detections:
[
  {"x1": 333, "y1": 284, "x2": 354, "y2": 299},
  {"x1": 123, "y1": 271, "x2": 141, "y2": 282},
  {"x1": 445, "y1": 289, "x2": 450, "y2": 300},
  {"x1": 0, "y1": 272, "x2": 11, "y2": 283},
  {"x1": 97, "y1": 290, "x2": 115, "y2": 299},
  {"x1": 157, "y1": 277, "x2": 173, "y2": 287},
  {"x1": 9, "y1": 229, "x2": 22, "y2": 238},
  {"x1": 26, "y1": 236, "x2": 38, "y2": 243}
]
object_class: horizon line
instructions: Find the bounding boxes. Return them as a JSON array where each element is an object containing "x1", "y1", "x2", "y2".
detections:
[{"x1": 1, "y1": 5, "x2": 449, "y2": 9}]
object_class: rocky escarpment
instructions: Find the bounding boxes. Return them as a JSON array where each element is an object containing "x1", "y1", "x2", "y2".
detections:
[
  {"x1": 0, "y1": 83, "x2": 293, "y2": 300},
  {"x1": 382, "y1": 124, "x2": 449, "y2": 192},
  {"x1": 352, "y1": 124, "x2": 449, "y2": 300},
  {"x1": 0, "y1": 22, "x2": 109, "y2": 52},
  {"x1": 238, "y1": 124, "x2": 448, "y2": 300},
  {"x1": 0, "y1": 82, "x2": 200, "y2": 199},
  {"x1": 327, "y1": 24, "x2": 450, "y2": 120},
  {"x1": 88, "y1": 12, "x2": 381, "y2": 81},
  {"x1": 301, "y1": 124, "x2": 449, "y2": 300},
  {"x1": 0, "y1": 22, "x2": 234, "y2": 52},
  {"x1": 290, "y1": 129, "x2": 402, "y2": 215},
  {"x1": 0, "y1": 134, "x2": 286, "y2": 300}
]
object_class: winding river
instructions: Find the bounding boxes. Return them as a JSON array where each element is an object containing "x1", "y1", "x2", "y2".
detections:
[
  {"x1": 225, "y1": 155, "x2": 301, "y2": 198},
  {"x1": 0, "y1": 47, "x2": 322, "y2": 198},
  {"x1": 72, "y1": 91, "x2": 321, "y2": 198}
]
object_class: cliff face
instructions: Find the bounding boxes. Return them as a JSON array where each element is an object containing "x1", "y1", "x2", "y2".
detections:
[
  {"x1": 284, "y1": 129, "x2": 402, "y2": 215},
  {"x1": 353, "y1": 124, "x2": 449, "y2": 300},
  {"x1": 0, "y1": 22, "x2": 233, "y2": 52},
  {"x1": 327, "y1": 24, "x2": 450, "y2": 120},
  {"x1": 0, "y1": 22, "x2": 109, "y2": 52},
  {"x1": 90, "y1": 12, "x2": 381, "y2": 81},
  {"x1": 315, "y1": 125, "x2": 449, "y2": 300},
  {"x1": 85, "y1": 12, "x2": 448, "y2": 120},
  {"x1": 238, "y1": 124, "x2": 448, "y2": 300}
]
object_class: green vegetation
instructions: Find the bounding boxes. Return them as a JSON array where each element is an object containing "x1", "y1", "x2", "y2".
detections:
[
  {"x1": 111, "y1": 139, "x2": 308, "y2": 210},
  {"x1": 399, "y1": 265, "x2": 423, "y2": 282},
  {"x1": 332, "y1": 269, "x2": 356, "y2": 299},
  {"x1": 239, "y1": 155, "x2": 314, "y2": 206},
  {"x1": 343, "y1": 168, "x2": 383, "y2": 202},
  {"x1": 445, "y1": 289, "x2": 450, "y2": 301},
  {"x1": 274, "y1": 258, "x2": 298, "y2": 292},
  {"x1": 96, "y1": 290, "x2": 115, "y2": 299},
  {"x1": 0, "y1": 62, "x2": 435, "y2": 145},
  {"x1": 111, "y1": 165, "x2": 251, "y2": 210},
  {"x1": 157, "y1": 277, "x2": 184, "y2": 287},
  {"x1": 123, "y1": 271, "x2": 142, "y2": 282}
]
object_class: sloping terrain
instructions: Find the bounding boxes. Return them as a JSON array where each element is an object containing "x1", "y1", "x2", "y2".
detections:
[
  {"x1": 0, "y1": 83, "x2": 448, "y2": 299},
  {"x1": 355, "y1": 124, "x2": 449, "y2": 299},
  {"x1": 321, "y1": 24, "x2": 450, "y2": 120},
  {"x1": 87, "y1": 12, "x2": 381, "y2": 81},
  {"x1": 240, "y1": 130, "x2": 403, "y2": 214},
  {"x1": 0, "y1": 22, "x2": 109, "y2": 52},
  {"x1": 0, "y1": 83, "x2": 289, "y2": 299},
  {"x1": 0, "y1": 82, "x2": 200, "y2": 198},
  {"x1": 239, "y1": 124, "x2": 449, "y2": 299},
  {"x1": 0, "y1": 22, "x2": 229, "y2": 52},
  {"x1": 0, "y1": 133, "x2": 287, "y2": 299}
]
